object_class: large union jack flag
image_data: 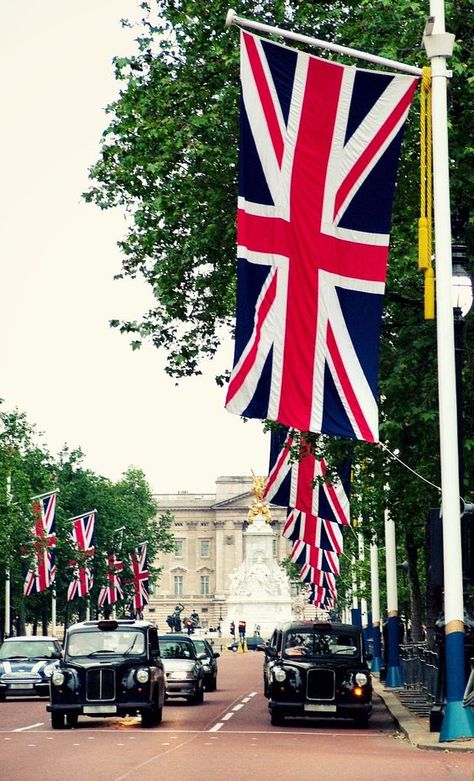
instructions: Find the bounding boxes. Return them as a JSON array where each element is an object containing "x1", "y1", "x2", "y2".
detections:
[
  {"x1": 67, "y1": 511, "x2": 96, "y2": 601},
  {"x1": 264, "y1": 427, "x2": 350, "y2": 523},
  {"x1": 130, "y1": 543, "x2": 150, "y2": 613},
  {"x1": 98, "y1": 553, "x2": 124, "y2": 608},
  {"x1": 225, "y1": 31, "x2": 418, "y2": 441},
  {"x1": 24, "y1": 491, "x2": 58, "y2": 597}
]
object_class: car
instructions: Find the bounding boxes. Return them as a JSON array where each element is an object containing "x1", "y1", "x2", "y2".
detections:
[
  {"x1": 227, "y1": 635, "x2": 266, "y2": 652},
  {"x1": 158, "y1": 634, "x2": 205, "y2": 704},
  {"x1": 191, "y1": 637, "x2": 220, "y2": 691},
  {"x1": 47, "y1": 619, "x2": 165, "y2": 729},
  {"x1": 260, "y1": 621, "x2": 372, "y2": 727},
  {"x1": 0, "y1": 635, "x2": 62, "y2": 700}
]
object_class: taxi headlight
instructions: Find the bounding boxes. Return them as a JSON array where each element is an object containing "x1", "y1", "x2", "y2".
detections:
[
  {"x1": 355, "y1": 672, "x2": 368, "y2": 686},
  {"x1": 136, "y1": 668, "x2": 150, "y2": 684},
  {"x1": 202, "y1": 664, "x2": 211, "y2": 672},
  {"x1": 51, "y1": 671, "x2": 65, "y2": 686},
  {"x1": 274, "y1": 667, "x2": 287, "y2": 683},
  {"x1": 44, "y1": 664, "x2": 58, "y2": 678}
]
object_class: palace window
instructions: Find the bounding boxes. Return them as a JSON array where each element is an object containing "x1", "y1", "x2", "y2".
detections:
[
  {"x1": 174, "y1": 539, "x2": 184, "y2": 557},
  {"x1": 200, "y1": 576, "x2": 210, "y2": 596},
  {"x1": 200, "y1": 539, "x2": 210, "y2": 558},
  {"x1": 174, "y1": 575, "x2": 184, "y2": 596}
]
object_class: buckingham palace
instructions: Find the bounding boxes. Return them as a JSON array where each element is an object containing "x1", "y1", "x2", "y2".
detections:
[{"x1": 145, "y1": 476, "x2": 295, "y2": 631}]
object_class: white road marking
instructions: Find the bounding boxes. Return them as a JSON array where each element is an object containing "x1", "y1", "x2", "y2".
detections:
[
  {"x1": 222, "y1": 713, "x2": 233, "y2": 721},
  {"x1": 232, "y1": 704, "x2": 244, "y2": 711},
  {"x1": 12, "y1": 723, "x2": 43, "y2": 732},
  {"x1": 209, "y1": 722, "x2": 223, "y2": 732},
  {"x1": 249, "y1": 691, "x2": 257, "y2": 697},
  {"x1": 241, "y1": 697, "x2": 251, "y2": 703}
]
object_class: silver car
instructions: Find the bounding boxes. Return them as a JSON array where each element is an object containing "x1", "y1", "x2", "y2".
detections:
[{"x1": 158, "y1": 634, "x2": 205, "y2": 704}]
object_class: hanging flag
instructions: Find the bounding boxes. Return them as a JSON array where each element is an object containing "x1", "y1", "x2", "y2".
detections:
[
  {"x1": 283, "y1": 508, "x2": 343, "y2": 554},
  {"x1": 130, "y1": 542, "x2": 150, "y2": 613},
  {"x1": 23, "y1": 491, "x2": 57, "y2": 597},
  {"x1": 67, "y1": 511, "x2": 96, "y2": 601},
  {"x1": 299, "y1": 566, "x2": 337, "y2": 594},
  {"x1": 264, "y1": 428, "x2": 351, "y2": 525},
  {"x1": 98, "y1": 553, "x2": 124, "y2": 608},
  {"x1": 225, "y1": 30, "x2": 418, "y2": 441},
  {"x1": 308, "y1": 585, "x2": 335, "y2": 608},
  {"x1": 291, "y1": 540, "x2": 340, "y2": 575}
]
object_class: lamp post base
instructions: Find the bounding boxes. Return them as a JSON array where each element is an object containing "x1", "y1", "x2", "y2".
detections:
[
  {"x1": 439, "y1": 699, "x2": 474, "y2": 742},
  {"x1": 385, "y1": 665, "x2": 404, "y2": 688}
]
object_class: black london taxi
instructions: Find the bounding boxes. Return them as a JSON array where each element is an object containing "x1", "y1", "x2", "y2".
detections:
[
  {"x1": 47, "y1": 619, "x2": 165, "y2": 728},
  {"x1": 260, "y1": 620, "x2": 372, "y2": 726}
]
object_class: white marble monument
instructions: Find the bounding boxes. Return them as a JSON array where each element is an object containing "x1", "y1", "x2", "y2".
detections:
[{"x1": 225, "y1": 477, "x2": 293, "y2": 637}]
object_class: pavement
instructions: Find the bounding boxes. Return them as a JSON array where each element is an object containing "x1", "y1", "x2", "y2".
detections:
[{"x1": 372, "y1": 676, "x2": 474, "y2": 752}]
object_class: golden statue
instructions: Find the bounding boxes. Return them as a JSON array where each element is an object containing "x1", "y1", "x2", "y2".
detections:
[{"x1": 247, "y1": 473, "x2": 273, "y2": 524}]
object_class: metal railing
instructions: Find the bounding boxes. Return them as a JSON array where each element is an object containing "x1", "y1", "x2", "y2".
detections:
[{"x1": 399, "y1": 642, "x2": 440, "y2": 701}]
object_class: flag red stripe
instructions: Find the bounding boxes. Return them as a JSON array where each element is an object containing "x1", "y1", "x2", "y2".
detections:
[{"x1": 243, "y1": 33, "x2": 284, "y2": 168}]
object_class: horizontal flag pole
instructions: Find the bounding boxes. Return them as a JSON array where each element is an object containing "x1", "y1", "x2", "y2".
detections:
[
  {"x1": 225, "y1": 8, "x2": 423, "y2": 77},
  {"x1": 31, "y1": 489, "x2": 59, "y2": 500},
  {"x1": 69, "y1": 509, "x2": 97, "y2": 522}
]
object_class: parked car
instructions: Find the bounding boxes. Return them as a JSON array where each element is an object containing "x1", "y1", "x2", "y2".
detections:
[
  {"x1": 158, "y1": 634, "x2": 205, "y2": 704},
  {"x1": 0, "y1": 636, "x2": 62, "y2": 700},
  {"x1": 47, "y1": 619, "x2": 165, "y2": 729},
  {"x1": 191, "y1": 637, "x2": 219, "y2": 691},
  {"x1": 260, "y1": 621, "x2": 372, "y2": 726},
  {"x1": 227, "y1": 635, "x2": 266, "y2": 652}
]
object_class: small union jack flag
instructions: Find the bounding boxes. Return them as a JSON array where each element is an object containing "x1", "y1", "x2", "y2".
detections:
[
  {"x1": 265, "y1": 428, "x2": 350, "y2": 524},
  {"x1": 308, "y1": 585, "x2": 335, "y2": 608},
  {"x1": 130, "y1": 543, "x2": 149, "y2": 612},
  {"x1": 299, "y1": 566, "x2": 337, "y2": 595},
  {"x1": 225, "y1": 31, "x2": 418, "y2": 441},
  {"x1": 283, "y1": 508, "x2": 343, "y2": 554},
  {"x1": 98, "y1": 553, "x2": 124, "y2": 607},
  {"x1": 23, "y1": 491, "x2": 57, "y2": 597},
  {"x1": 291, "y1": 540, "x2": 340, "y2": 575},
  {"x1": 67, "y1": 511, "x2": 96, "y2": 601}
]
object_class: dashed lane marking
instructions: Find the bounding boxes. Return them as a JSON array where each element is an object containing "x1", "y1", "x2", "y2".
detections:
[
  {"x1": 232, "y1": 704, "x2": 244, "y2": 711},
  {"x1": 12, "y1": 723, "x2": 43, "y2": 732},
  {"x1": 209, "y1": 722, "x2": 223, "y2": 732},
  {"x1": 222, "y1": 713, "x2": 233, "y2": 721}
]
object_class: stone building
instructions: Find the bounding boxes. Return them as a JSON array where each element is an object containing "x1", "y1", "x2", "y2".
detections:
[{"x1": 145, "y1": 476, "x2": 294, "y2": 631}]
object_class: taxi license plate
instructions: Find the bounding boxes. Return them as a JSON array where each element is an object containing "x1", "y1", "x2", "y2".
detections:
[
  {"x1": 10, "y1": 683, "x2": 33, "y2": 690},
  {"x1": 305, "y1": 704, "x2": 337, "y2": 713},
  {"x1": 83, "y1": 705, "x2": 117, "y2": 715}
]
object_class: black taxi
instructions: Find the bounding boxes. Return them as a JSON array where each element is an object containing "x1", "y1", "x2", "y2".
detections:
[
  {"x1": 47, "y1": 619, "x2": 165, "y2": 728},
  {"x1": 260, "y1": 620, "x2": 372, "y2": 726}
]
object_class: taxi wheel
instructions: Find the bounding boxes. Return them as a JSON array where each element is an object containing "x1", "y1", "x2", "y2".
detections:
[
  {"x1": 207, "y1": 677, "x2": 217, "y2": 692},
  {"x1": 189, "y1": 687, "x2": 204, "y2": 705},
  {"x1": 270, "y1": 709, "x2": 285, "y2": 726},
  {"x1": 51, "y1": 711, "x2": 65, "y2": 729},
  {"x1": 353, "y1": 714, "x2": 369, "y2": 728},
  {"x1": 66, "y1": 713, "x2": 78, "y2": 728}
]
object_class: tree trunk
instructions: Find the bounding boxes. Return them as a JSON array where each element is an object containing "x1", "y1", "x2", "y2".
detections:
[{"x1": 405, "y1": 535, "x2": 424, "y2": 641}]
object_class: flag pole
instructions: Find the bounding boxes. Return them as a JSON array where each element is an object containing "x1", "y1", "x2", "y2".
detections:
[
  {"x1": 423, "y1": 2, "x2": 474, "y2": 742},
  {"x1": 4, "y1": 476, "x2": 12, "y2": 638},
  {"x1": 369, "y1": 537, "x2": 382, "y2": 674},
  {"x1": 384, "y1": 504, "x2": 403, "y2": 688},
  {"x1": 225, "y1": 9, "x2": 422, "y2": 77}
]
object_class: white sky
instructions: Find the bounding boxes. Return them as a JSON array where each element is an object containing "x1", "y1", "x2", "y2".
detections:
[{"x1": 0, "y1": 0, "x2": 268, "y2": 494}]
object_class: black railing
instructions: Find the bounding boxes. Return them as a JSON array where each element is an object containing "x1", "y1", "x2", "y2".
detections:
[{"x1": 399, "y1": 642, "x2": 440, "y2": 702}]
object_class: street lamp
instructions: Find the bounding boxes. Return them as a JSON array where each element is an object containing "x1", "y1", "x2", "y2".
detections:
[{"x1": 451, "y1": 238, "x2": 473, "y2": 579}]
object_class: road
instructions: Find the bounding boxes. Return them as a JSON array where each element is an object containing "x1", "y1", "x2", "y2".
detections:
[{"x1": 1, "y1": 650, "x2": 472, "y2": 781}]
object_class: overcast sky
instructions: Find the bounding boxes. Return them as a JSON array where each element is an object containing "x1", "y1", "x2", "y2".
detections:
[{"x1": 0, "y1": 1, "x2": 269, "y2": 494}]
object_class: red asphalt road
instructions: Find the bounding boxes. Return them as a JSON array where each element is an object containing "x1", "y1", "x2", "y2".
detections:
[{"x1": 1, "y1": 650, "x2": 472, "y2": 781}]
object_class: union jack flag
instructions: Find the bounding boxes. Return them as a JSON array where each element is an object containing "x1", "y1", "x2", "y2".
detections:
[
  {"x1": 264, "y1": 428, "x2": 350, "y2": 524},
  {"x1": 299, "y1": 566, "x2": 337, "y2": 594},
  {"x1": 225, "y1": 31, "x2": 418, "y2": 441},
  {"x1": 283, "y1": 508, "x2": 343, "y2": 554},
  {"x1": 291, "y1": 540, "x2": 340, "y2": 575},
  {"x1": 67, "y1": 511, "x2": 96, "y2": 601},
  {"x1": 129, "y1": 543, "x2": 150, "y2": 613},
  {"x1": 23, "y1": 491, "x2": 58, "y2": 596},
  {"x1": 308, "y1": 585, "x2": 335, "y2": 608},
  {"x1": 98, "y1": 553, "x2": 124, "y2": 607}
]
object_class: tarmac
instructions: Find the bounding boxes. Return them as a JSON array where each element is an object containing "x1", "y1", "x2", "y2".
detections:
[{"x1": 372, "y1": 677, "x2": 474, "y2": 752}]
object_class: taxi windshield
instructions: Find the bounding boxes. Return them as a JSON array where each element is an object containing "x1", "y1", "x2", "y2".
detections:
[
  {"x1": 67, "y1": 630, "x2": 145, "y2": 657},
  {"x1": 283, "y1": 631, "x2": 359, "y2": 659}
]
